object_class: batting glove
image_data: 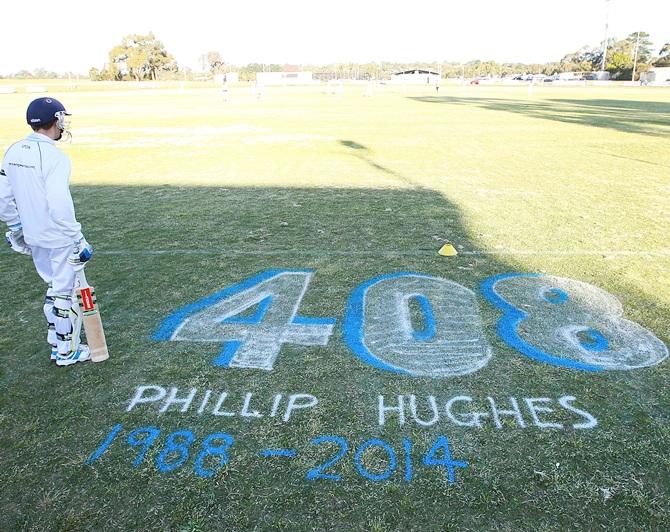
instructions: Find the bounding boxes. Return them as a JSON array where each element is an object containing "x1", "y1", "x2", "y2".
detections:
[
  {"x1": 68, "y1": 237, "x2": 93, "y2": 270},
  {"x1": 5, "y1": 223, "x2": 31, "y2": 256}
]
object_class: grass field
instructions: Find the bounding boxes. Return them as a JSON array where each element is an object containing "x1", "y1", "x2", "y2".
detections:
[{"x1": 0, "y1": 81, "x2": 669, "y2": 530}]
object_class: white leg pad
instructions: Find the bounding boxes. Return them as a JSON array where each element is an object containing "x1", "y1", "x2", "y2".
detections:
[
  {"x1": 44, "y1": 294, "x2": 57, "y2": 346},
  {"x1": 54, "y1": 295, "x2": 73, "y2": 356}
]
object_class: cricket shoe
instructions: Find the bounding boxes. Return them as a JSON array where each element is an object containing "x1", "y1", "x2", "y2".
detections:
[{"x1": 55, "y1": 345, "x2": 91, "y2": 367}]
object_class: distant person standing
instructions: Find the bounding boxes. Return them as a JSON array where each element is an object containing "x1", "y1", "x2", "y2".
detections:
[
  {"x1": 222, "y1": 75, "x2": 230, "y2": 102},
  {"x1": 1, "y1": 97, "x2": 94, "y2": 366}
]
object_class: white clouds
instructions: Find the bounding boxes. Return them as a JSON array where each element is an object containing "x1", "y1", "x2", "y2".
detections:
[{"x1": 1, "y1": 0, "x2": 667, "y2": 74}]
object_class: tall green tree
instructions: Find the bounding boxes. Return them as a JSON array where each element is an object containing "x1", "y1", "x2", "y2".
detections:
[
  {"x1": 560, "y1": 45, "x2": 602, "y2": 72},
  {"x1": 653, "y1": 43, "x2": 670, "y2": 66},
  {"x1": 108, "y1": 33, "x2": 177, "y2": 81},
  {"x1": 603, "y1": 32, "x2": 653, "y2": 79},
  {"x1": 624, "y1": 32, "x2": 653, "y2": 64},
  {"x1": 200, "y1": 51, "x2": 225, "y2": 75}
]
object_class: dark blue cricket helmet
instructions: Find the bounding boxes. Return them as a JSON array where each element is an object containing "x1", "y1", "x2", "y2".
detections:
[{"x1": 26, "y1": 97, "x2": 70, "y2": 127}]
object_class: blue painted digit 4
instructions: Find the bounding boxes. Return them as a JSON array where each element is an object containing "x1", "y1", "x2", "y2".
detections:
[
  {"x1": 153, "y1": 270, "x2": 336, "y2": 370},
  {"x1": 423, "y1": 436, "x2": 468, "y2": 484}
]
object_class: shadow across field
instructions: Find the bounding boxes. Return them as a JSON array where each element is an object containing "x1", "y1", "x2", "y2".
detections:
[
  {"x1": 0, "y1": 184, "x2": 513, "y2": 530},
  {"x1": 77, "y1": 185, "x2": 481, "y2": 262},
  {"x1": 409, "y1": 96, "x2": 670, "y2": 137},
  {"x1": 1, "y1": 183, "x2": 668, "y2": 530}
]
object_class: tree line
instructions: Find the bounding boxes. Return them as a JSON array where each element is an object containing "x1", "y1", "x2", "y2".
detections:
[
  {"x1": 2, "y1": 32, "x2": 669, "y2": 81},
  {"x1": 88, "y1": 33, "x2": 178, "y2": 81}
]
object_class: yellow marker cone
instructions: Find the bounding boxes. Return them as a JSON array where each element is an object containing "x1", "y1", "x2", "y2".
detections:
[{"x1": 438, "y1": 243, "x2": 458, "y2": 257}]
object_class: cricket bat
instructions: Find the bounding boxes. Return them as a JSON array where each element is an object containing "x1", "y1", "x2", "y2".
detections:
[{"x1": 75, "y1": 270, "x2": 109, "y2": 362}]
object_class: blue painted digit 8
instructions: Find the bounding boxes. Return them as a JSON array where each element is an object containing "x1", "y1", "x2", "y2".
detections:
[
  {"x1": 481, "y1": 273, "x2": 668, "y2": 371},
  {"x1": 155, "y1": 430, "x2": 195, "y2": 473},
  {"x1": 194, "y1": 433, "x2": 234, "y2": 478}
]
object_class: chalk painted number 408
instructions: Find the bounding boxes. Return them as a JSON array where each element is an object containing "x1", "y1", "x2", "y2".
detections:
[{"x1": 154, "y1": 269, "x2": 668, "y2": 376}]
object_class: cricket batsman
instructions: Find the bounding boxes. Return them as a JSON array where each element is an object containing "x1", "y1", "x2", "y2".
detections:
[{"x1": 1, "y1": 97, "x2": 93, "y2": 366}]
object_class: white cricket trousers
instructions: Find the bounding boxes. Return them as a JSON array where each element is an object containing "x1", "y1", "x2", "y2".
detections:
[{"x1": 31, "y1": 246, "x2": 77, "y2": 356}]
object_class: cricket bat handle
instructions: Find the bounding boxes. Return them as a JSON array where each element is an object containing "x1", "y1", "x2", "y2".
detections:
[{"x1": 77, "y1": 269, "x2": 89, "y2": 288}]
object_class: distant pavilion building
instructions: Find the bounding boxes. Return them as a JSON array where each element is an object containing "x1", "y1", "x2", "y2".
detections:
[
  {"x1": 391, "y1": 69, "x2": 441, "y2": 84},
  {"x1": 641, "y1": 67, "x2": 670, "y2": 85}
]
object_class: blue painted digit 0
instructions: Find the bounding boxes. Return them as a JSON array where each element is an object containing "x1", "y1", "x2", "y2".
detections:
[
  {"x1": 354, "y1": 439, "x2": 397, "y2": 482},
  {"x1": 481, "y1": 273, "x2": 668, "y2": 371},
  {"x1": 343, "y1": 273, "x2": 492, "y2": 377}
]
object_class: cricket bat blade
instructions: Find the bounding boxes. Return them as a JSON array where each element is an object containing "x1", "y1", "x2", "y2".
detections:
[{"x1": 76, "y1": 270, "x2": 109, "y2": 362}]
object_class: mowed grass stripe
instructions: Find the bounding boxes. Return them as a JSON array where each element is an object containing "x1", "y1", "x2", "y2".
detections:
[{"x1": 96, "y1": 249, "x2": 670, "y2": 256}]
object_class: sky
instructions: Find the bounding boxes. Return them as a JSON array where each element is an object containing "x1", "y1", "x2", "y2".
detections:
[{"x1": 0, "y1": 0, "x2": 668, "y2": 75}]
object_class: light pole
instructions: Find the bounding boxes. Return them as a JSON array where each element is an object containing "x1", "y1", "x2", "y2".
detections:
[
  {"x1": 600, "y1": 0, "x2": 611, "y2": 72},
  {"x1": 631, "y1": 31, "x2": 640, "y2": 81}
]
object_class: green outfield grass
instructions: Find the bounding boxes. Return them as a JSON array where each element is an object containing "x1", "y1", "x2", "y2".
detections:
[{"x1": 0, "y1": 81, "x2": 669, "y2": 530}]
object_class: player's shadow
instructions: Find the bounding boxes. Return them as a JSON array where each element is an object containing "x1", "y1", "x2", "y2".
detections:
[
  {"x1": 408, "y1": 95, "x2": 670, "y2": 138},
  {"x1": 338, "y1": 139, "x2": 420, "y2": 187}
]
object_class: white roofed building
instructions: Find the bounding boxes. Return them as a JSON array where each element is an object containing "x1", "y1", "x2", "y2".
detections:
[
  {"x1": 391, "y1": 69, "x2": 441, "y2": 85},
  {"x1": 641, "y1": 67, "x2": 670, "y2": 85}
]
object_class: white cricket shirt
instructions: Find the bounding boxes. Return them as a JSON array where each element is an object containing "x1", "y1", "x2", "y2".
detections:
[{"x1": 0, "y1": 132, "x2": 83, "y2": 248}]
